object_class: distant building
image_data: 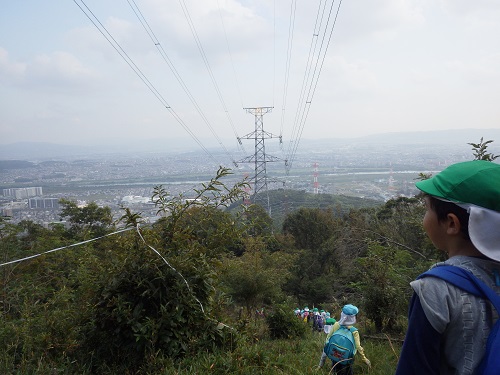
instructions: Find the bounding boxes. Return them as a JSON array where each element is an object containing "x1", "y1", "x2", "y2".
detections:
[
  {"x1": 3, "y1": 187, "x2": 43, "y2": 199},
  {"x1": 1, "y1": 201, "x2": 27, "y2": 216},
  {"x1": 28, "y1": 197, "x2": 59, "y2": 210},
  {"x1": 121, "y1": 195, "x2": 152, "y2": 205}
]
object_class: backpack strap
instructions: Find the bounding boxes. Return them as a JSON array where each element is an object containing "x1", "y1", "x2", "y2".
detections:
[
  {"x1": 418, "y1": 265, "x2": 500, "y2": 313},
  {"x1": 419, "y1": 265, "x2": 500, "y2": 375}
]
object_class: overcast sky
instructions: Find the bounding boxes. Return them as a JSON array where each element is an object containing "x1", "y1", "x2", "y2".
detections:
[{"x1": 1, "y1": 0, "x2": 500, "y2": 156}]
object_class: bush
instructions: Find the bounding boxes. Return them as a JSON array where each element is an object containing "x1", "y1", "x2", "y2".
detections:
[
  {"x1": 266, "y1": 305, "x2": 307, "y2": 339},
  {"x1": 74, "y1": 243, "x2": 235, "y2": 372}
]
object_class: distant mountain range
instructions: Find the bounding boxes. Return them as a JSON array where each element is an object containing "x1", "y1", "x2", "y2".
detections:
[
  {"x1": 0, "y1": 138, "x2": 204, "y2": 160},
  {"x1": 1, "y1": 128, "x2": 499, "y2": 161}
]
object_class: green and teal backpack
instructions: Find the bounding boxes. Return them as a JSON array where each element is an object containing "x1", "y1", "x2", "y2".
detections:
[{"x1": 323, "y1": 325, "x2": 357, "y2": 364}]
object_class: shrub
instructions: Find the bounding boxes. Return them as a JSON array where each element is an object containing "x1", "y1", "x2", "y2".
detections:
[{"x1": 266, "y1": 305, "x2": 307, "y2": 339}]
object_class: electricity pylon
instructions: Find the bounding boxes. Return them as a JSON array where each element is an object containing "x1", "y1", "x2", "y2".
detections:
[{"x1": 237, "y1": 107, "x2": 284, "y2": 213}]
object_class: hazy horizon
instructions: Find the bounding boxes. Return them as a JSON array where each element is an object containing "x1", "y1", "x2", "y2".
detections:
[{"x1": 2, "y1": 128, "x2": 500, "y2": 162}]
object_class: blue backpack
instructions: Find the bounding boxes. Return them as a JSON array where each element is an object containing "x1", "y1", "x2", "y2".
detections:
[
  {"x1": 323, "y1": 325, "x2": 357, "y2": 364},
  {"x1": 418, "y1": 265, "x2": 500, "y2": 375}
]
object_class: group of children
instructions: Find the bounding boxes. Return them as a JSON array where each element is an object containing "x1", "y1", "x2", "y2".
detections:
[
  {"x1": 294, "y1": 306, "x2": 334, "y2": 333},
  {"x1": 294, "y1": 304, "x2": 371, "y2": 374}
]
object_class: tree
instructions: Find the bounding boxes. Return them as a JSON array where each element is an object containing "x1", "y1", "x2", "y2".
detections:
[
  {"x1": 281, "y1": 207, "x2": 339, "y2": 305},
  {"x1": 73, "y1": 167, "x2": 248, "y2": 370},
  {"x1": 152, "y1": 166, "x2": 248, "y2": 252},
  {"x1": 238, "y1": 204, "x2": 274, "y2": 237},
  {"x1": 221, "y1": 237, "x2": 294, "y2": 316},
  {"x1": 356, "y1": 242, "x2": 424, "y2": 332},
  {"x1": 468, "y1": 137, "x2": 499, "y2": 161},
  {"x1": 282, "y1": 207, "x2": 336, "y2": 250},
  {"x1": 59, "y1": 199, "x2": 114, "y2": 239},
  {"x1": 175, "y1": 205, "x2": 243, "y2": 258},
  {"x1": 374, "y1": 197, "x2": 439, "y2": 261}
]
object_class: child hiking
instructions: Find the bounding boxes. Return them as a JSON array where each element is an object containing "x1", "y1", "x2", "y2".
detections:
[
  {"x1": 312, "y1": 308, "x2": 325, "y2": 332},
  {"x1": 396, "y1": 160, "x2": 500, "y2": 375},
  {"x1": 317, "y1": 304, "x2": 370, "y2": 374}
]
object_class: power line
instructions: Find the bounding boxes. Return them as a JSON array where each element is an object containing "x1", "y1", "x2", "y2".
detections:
[
  {"x1": 127, "y1": 0, "x2": 239, "y2": 167},
  {"x1": 178, "y1": 0, "x2": 243, "y2": 159},
  {"x1": 286, "y1": 0, "x2": 329, "y2": 169},
  {"x1": 73, "y1": 0, "x2": 220, "y2": 165},
  {"x1": 273, "y1": 0, "x2": 276, "y2": 108},
  {"x1": 73, "y1": 0, "x2": 169, "y2": 109},
  {"x1": 216, "y1": 0, "x2": 246, "y2": 154},
  {"x1": 279, "y1": 0, "x2": 298, "y2": 151},
  {"x1": 286, "y1": 0, "x2": 343, "y2": 173}
]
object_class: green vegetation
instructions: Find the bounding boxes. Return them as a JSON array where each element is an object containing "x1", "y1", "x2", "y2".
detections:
[
  {"x1": 0, "y1": 168, "x2": 423, "y2": 374},
  {"x1": 1, "y1": 141, "x2": 495, "y2": 373},
  {"x1": 468, "y1": 137, "x2": 499, "y2": 161}
]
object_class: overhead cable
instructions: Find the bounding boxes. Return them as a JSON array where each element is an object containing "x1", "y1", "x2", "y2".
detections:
[
  {"x1": 178, "y1": 0, "x2": 242, "y2": 158},
  {"x1": 215, "y1": 0, "x2": 247, "y2": 154},
  {"x1": 127, "y1": 0, "x2": 240, "y2": 166},
  {"x1": 279, "y1": 0, "x2": 298, "y2": 146},
  {"x1": 73, "y1": 0, "x2": 219, "y2": 165},
  {"x1": 286, "y1": 0, "x2": 328, "y2": 169},
  {"x1": 286, "y1": 0, "x2": 343, "y2": 173},
  {"x1": 216, "y1": 1, "x2": 245, "y2": 113}
]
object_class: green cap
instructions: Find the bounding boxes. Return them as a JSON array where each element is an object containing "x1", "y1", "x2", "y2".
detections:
[{"x1": 415, "y1": 160, "x2": 500, "y2": 211}]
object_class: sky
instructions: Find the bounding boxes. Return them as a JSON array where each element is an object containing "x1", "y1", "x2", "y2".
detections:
[{"x1": 1, "y1": 0, "x2": 500, "y2": 158}]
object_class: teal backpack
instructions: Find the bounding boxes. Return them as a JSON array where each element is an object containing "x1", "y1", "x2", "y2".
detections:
[{"x1": 323, "y1": 326, "x2": 357, "y2": 364}]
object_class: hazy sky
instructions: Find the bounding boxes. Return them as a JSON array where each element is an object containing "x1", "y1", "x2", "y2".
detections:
[{"x1": 2, "y1": 0, "x2": 500, "y2": 154}]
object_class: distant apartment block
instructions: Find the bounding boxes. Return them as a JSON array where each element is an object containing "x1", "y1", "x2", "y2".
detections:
[
  {"x1": 28, "y1": 197, "x2": 59, "y2": 210},
  {"x1": 3, "y1": 187, "x2": 43, "y2": 199}
]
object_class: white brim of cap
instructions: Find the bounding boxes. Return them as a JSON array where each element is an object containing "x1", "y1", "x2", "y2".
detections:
[{"x1": 468, "y1": 205, "x2": 500, "y2": 262}]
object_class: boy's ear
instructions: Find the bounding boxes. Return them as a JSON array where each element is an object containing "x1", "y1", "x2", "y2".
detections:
[{"x1": 445, "y1": 213, "x2": 462, "y2": 235}]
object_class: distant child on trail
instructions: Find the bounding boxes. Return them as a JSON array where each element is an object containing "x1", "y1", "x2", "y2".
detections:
[
  {"x1": 312, "y1": 308, "x2": 324, "y2": 332},
  {"x1": 324, "y1": 315, "x2": 336, "y2": 334},
  {"x1": 318, "y1": 304, "x2": 371, "y2": 374},
  {"x1": 396, "y1": 160, "x2": 500, "y2": 375}
]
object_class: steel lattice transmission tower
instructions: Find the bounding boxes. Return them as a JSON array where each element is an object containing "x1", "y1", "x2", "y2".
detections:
[{"x1": 237, "y1": 107, "x2": 284, "y2": 212}]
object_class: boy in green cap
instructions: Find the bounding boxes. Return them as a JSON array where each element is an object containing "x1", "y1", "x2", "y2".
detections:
[{"x1": 396, "y1": 160, "x2": 500, "y2": 374}]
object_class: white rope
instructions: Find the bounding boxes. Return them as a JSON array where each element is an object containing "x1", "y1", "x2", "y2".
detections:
[
  {"x1": 0, "y1": 227, "x2": 134, "y2": 267},
  {"x1": 134, "y1": 225, "x2": 237, "y2": 330},
  {"x1": 0, "y1": 221, "x2": 234, "y2": 326},
  {"x1": 135, "y1": 224, "x2": 205, "y2": 314}
]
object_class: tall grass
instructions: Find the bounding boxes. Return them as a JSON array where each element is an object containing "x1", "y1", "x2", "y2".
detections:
[
  {"x1": 0, "y1": 316, "x2": 401, "y2": 374},
  {"x1": 155, "y1": 329, "x2": 401, "y2": 374}
]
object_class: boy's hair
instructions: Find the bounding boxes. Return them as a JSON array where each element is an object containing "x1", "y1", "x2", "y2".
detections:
[{"x1": 427, "y1": 195, "x2": 470, "y2": 240}]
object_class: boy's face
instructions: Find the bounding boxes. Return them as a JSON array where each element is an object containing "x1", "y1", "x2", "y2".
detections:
[{"x1": 423, "y1": 196, "x2": 447, "y2": 252}]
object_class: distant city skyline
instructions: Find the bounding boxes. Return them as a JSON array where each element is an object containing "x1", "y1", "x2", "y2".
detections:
[
  {"x1": 1, "y1": 128, "x2": 500, "y2": 165},
  {"x1": 2, "y1": 129, "x2": 499, "y2": 225},
  {"x1": 2, "y1": 1, "x2": 500, "y2": 160}
]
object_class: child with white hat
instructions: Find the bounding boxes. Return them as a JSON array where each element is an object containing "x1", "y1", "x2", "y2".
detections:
[
  {"x1": 318, "y1": 304, "x2": 371, "y2": 374},
  {"x1": 396, "y1": 160, "x2": 500, "y2": 374}
]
